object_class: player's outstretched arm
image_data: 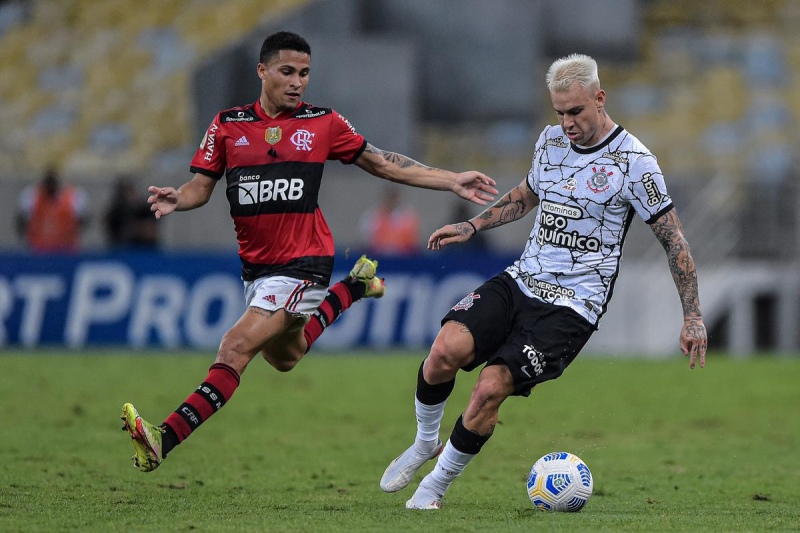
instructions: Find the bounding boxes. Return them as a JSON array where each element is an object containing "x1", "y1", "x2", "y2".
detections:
[
  {"x1": 428, "y1": 179, "x2": 538, "y2": 250},
  {"x1": 354, "y1": 143, "x2": 498, "y2": 205},
  {"x1": 148, "y1": 173, "x2": 217, "y2": 219},
  {"x1": 649, "y1": 208, "x2": 707, "y2": 369}
]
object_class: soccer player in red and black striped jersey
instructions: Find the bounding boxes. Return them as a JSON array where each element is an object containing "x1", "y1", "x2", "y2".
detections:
[{"x1": 120, "y1": 31, "x2": 498, "y2": 472}]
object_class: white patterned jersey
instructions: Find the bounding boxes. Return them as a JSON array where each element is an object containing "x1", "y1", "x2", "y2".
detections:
[{"x1": 506, "y1": 125, "x2": 673, "y2": 325}]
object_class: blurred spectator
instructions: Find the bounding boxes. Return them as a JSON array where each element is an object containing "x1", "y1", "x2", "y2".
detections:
[
  {"x1": 16, "y1": 167, "x2": 88, "y2": 252},
  {"x1": 105, "y1": 176, "x2": 159, "y2": 249},
  {"x1": 359, "y1": 188, "x2": 421, "y2": 256}
]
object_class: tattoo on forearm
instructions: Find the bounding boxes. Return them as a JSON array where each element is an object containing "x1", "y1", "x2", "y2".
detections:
[
  {"x1": 651, "y1": 210, "x2": 701, "y2": 317},
  {"x1": 366, "y1": 144, "x2": 440, "y2": 171},
  {"x1": 476, "y1": 188, "x2": 528, "y2": 229}
]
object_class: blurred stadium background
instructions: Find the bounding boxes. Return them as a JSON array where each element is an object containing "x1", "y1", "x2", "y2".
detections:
[{"x1": 0, "y1": 0, "x2": 798, "y2": 356}]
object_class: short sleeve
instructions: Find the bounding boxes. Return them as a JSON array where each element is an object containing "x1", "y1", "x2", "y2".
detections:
[
  {"x1": 621, "y1": 153, "x2": 673, "y2": 223},
  {"x1": 189, "y1": 115, "x2": 226, "y2": 179},
  {"x1": 327, "y1": 111, "x2": 367, "y2": 164}
]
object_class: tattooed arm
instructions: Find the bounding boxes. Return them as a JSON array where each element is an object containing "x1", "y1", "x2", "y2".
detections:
[
  {"x1": 354, "y1": 143, "x2": 498, "y2": 205},
  {"x1": 649, "y1": 208, "x2": 708, "y2": 369},
  {"x1": 428, "y1": 178, "x2": 539, "y2": 250}
]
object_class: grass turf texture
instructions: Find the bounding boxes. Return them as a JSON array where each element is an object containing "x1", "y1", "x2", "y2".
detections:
[{"x1": 0, "y1": 351, "x2": 798, "y2": 532}]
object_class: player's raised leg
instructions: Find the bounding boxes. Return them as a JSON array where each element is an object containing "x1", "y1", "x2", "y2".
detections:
[{"x1": 303, "y1": 255, "x2": 384, "y2": 352}]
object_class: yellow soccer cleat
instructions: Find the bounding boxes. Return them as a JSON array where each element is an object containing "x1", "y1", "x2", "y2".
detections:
[
  {"x1": 348, "y1": 254, "x2": 385, "y2": 298},
  {"x1": 120, "y1": 403, "x2": 164, "y2": 472}
]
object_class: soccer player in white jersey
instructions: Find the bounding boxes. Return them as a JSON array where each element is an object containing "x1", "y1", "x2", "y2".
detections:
[{"x1": 380, "y1": 53, "x2": 707, "y2": 510}]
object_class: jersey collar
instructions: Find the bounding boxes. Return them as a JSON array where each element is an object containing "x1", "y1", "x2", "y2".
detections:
[
  {"x1": 255, "y1": 99, "x2": 304, "y2": 121},
  {"x1": 571, "y1": 125, "x2": 624, "y2": 154}
]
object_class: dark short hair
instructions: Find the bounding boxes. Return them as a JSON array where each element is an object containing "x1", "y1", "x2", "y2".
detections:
[{"x1": 259, "y1": 31, "x2": 311, "y2": 64}]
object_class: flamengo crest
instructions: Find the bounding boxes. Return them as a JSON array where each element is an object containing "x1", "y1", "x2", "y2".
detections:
[{"x1": 291, "y1": 129, "x2": 315, "y2": 151}]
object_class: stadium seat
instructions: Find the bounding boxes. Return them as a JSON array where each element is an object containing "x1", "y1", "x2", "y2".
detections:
[{"x1": 0, "y1": 0, "x2": 313, "y2": 176}]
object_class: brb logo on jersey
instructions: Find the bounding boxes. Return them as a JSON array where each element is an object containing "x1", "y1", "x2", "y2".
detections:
[
  {"x1": 537, "y1": 201, "x2": 600, "y2": 253},
  {"x1": 238, "y1": 176, "x2": 304, "y2": 205},
  {"x1": 290, "y1": 129, "x2": 314, "y2": 151}
]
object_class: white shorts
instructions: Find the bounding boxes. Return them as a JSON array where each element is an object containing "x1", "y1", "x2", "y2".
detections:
[{"x1": 243, "y1": 276, "x2": 328, "y2": 318}]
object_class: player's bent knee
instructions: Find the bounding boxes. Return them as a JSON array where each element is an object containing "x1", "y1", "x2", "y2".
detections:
[
  {"x1": 427, "y1": 344, "x2": 463, "y2": 375},
  {"x1": 428, "y1": 329, "x2": 475, "y2": 374}
]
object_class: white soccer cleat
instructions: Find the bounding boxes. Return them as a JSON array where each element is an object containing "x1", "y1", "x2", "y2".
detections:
[
  {"x1": 405, "y1": 481, "x2": 443, "y2": 510},
  {"x1": 380, "y1": 439, "x2": 443, "y2": 493}
]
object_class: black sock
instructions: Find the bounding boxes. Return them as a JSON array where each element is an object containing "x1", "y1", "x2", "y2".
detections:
[
  {"x1": 449, "y1": 415, "x2": 491, "y2": 454},
  {"x1": 415, "y1": 360, "x2": 455, "y2": 405},
  {"x1": 343, "y1": 275, "x2": 366, "y2": 300},
  {"x1": 160, "y1": 424, "x2": 178, "y2": 458}
]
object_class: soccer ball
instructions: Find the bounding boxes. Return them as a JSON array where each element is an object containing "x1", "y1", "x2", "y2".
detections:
[{"x1": 526, "y1": 452, "x2": 593, "y2": 512}]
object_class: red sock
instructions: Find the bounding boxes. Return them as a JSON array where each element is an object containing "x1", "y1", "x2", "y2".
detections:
[
  {"x1": 162, "y1": 363, "x2": 240, "y2": 445},
  {"x1": 303, "y1": 281, "x2": 357, "y2": 352}
]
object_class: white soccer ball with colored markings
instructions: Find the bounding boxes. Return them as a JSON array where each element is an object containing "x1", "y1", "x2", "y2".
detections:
[{"x1": 526, "y1": 452, "x2": 593, "y2": 512}]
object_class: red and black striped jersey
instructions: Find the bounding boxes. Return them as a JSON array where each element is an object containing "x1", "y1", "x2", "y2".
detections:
[{"x1": 190, "y1": 100, "x2": 367, "y2": 285}]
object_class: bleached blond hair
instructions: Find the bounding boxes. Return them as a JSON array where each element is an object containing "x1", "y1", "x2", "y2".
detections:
[{"x1": 546, "y1": 53, "x2": 599, "y2": 92}]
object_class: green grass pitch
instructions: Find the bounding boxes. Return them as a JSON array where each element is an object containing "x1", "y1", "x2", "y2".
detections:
[{"x1": 0, "y1": 351, "x2": 798, "y2": 532}]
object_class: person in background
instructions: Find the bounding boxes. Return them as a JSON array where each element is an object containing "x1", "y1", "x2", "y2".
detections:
[
  {"x1": 105, "y1": 176, "x2": 159, "y2": 249},
  {"x1": 359, "y1": 188, "x2": 421, "y2": 256},
  {"x1": 16, "y1": 166, "x2": 88, "y2": 252}
]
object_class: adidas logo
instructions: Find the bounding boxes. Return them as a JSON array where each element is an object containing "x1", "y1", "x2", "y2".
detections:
[
  {"x1": 234, "y1": 136, "x2": 249, "y2": 147},
  {"x1": 262, "y1": 294, "x2": 276, "y2": 305}
]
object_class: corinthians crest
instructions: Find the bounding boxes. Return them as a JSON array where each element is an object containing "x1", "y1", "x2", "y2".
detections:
[
  {"x1": 452, "y1": 292, "x2": 480, "y2": 311},
  {"x1": 265, "y1": 127, "x2": 282, "y2": 145},
  {"x1": 587, "y1": 166, "x2": 613, "y2": 193}
]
